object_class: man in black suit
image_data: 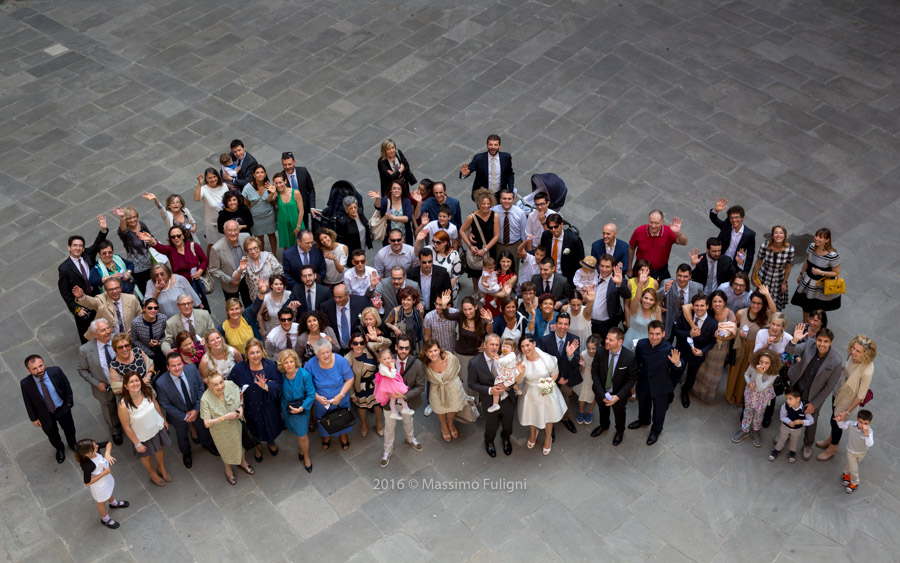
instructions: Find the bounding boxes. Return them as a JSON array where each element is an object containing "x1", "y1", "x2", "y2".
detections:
[
  {"x1": 539, "y1": 214, "x2": 584, "y2": 284},
  {"x1": 322, "y1": 284, "x2": 368, "y2": 354},
  {"x1": 460, "y1": 134, "x2": 514, "y2": 199},
  {"x1": 673, "y1": 293, "x2": 718, "y2": 409},
  {"x1": 709, "y1": 198, "x2": 756, "y2": 273},
  {"x1": 155, "y1": 352, "x2": 216, "y2": 468},
  {"x1": 590, "y1": 328, "x2": 637, "y2": 445},
  {"x1": 531, "y1": 258, "x2": 568, "y2": 309},
  {"x1": 282, "y1": 151, "x2": 317, "y2": 232},
  {"x1": 689, "y1": 237, "x2": 739, "y2": 295},
  {"x1": 537, "y1": 313, "x2": 581, "y2": 435},
  {"x1": 289, "y1": 265, "x2": 332, "y2": 317},
  {"x1": 587, "y1": 254, "x2": 631, "y2": 339},
  {"x1": 468, "y1": 334, "x2": 517, "y2": 457},
  {"x1": 406, "y1": 248, "x2": 452, "y2": 314},
  {"x1": 283, "y1": 230, "x2": 327, "y2": 288},
  {"x1": 628, "y1": 321, "x2": 684, "y2": 445},
  {"x1": 58, "y1": 215, "x2": 108, "y2": 344},
  {"x1": 225, "y1": 139, "x2": 258, "y2": 189},
  {"x1": 21, "y1": 355, "x2": 77, "y2": 463}
]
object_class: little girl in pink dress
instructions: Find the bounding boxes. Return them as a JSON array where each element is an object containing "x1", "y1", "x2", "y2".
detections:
[{"x1": 374, "y1": 348, "x2": 415, "y2": 420}]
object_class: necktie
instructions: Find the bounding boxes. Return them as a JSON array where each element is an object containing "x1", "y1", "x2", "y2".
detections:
[
  {"x1": 545, "y1": 281, "x2": 551, "y2": 294},
  {"x1": 78, "y1": 259, "x2": 92, "y2": 293},
  {"x1": 188, "y1": 317, "x2": 196, "y2": 338},
  {"x1": 551, "y1": 238, "x2": 559, "y2": 266},
  {"x1": 306, "y1": 289, "x2": 313, "y2": 311},
  {"x1": 558, "y1": 338, "x2": 565, "y2": 357},
  {"x1": 694, "y1": 316, "x2": 700, "y2": 325},
  {"x1": 490, "y1": 157, "x2": 497, "y2": 192},
  {"x1": 301, "y1": 251, "x2": 308, "y2": 266},
  {"x1": 104, "y1": 344, "x2": 114, "y2": 367},
  {"x1": 340, "y1": 307, "x2": 350, "y2": 347},
  {"x1": 290, "y1": 173, "x2": 297, "y2": 190},
  {"x1": 179, "y1": 377, "x2": 192, "y2": 407},
  {"x1": 679, "y1": 289, "x2": 686, "y2": 309},
  {"x1": 399, "y1": 360, "x2": 405, "y2": 376},
  {"x1": 114, "y1": 301, "x2": 124, "y2": 333},
  {"x1": 503, "y1": 211, "x2": 510, "y2": 244},
  {"x1": 285, "y1": 332, "x2": 293, "y2": 350},
  {"x1": 606, "y1": 353, "x2": 614, "y2": 390},
  {"x1": 38, "y1": 377, "x2": 56, "y2": 413}
]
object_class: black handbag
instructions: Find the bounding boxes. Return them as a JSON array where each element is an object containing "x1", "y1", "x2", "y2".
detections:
[
  {"x1": 319, "y1": 406, "x2": 354, "y2": 434},
  {"x1": 287, "y1": 399, "x2": 305, "y2": 411},
  {"x1": 240, "y1": 421, "x2": 259, "y2": 451},
  {"x1": 772, "y1": 365, "x2": 791, "y2": 396}
]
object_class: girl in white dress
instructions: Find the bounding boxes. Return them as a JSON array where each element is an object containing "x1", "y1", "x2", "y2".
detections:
[
  {"x1": 76, "y1": 439, "x2": 129, "y2": 529},
  {"x1": 574, "y1": 335, "x2": 602, "y2": 425},
  {"x1": 517, "y1": 336, "x2": 568, "y2": 455}
]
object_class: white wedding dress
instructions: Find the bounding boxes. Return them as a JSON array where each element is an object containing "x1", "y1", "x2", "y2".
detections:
[{"x1": 517, "y1": 349, "x2": 568, "y2": 429}]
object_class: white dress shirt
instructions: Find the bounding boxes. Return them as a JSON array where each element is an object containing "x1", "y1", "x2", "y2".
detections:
[
  {"x1": 491, "y1": 204, "x2": 527, "y2": 244},
  {"x1": 343, "y1": 265, "x2": 377, "y2": 296},
  {"x1": 725, "y1": 225, "x2": 744, "y2": 259}
]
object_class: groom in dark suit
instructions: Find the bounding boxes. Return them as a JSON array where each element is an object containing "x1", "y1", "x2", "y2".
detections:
[
  {"x1": 590, "y1": 327, "x2": 637, "y2": 445},
  {"x1": 58, "y1": 215, "x2": 108, "y2": 343},
  {"x1": 468, "y1": 334, "x2": 517, "y2": 457},
  {"x1": 156, "y1": 352, "x2": 216, "y2": 468},
  {"x1": 460, "y1": 134, "x2": 514, "y2": 199},
  {"x1": 538, "y1": 313, "x2": 581, "y2": 435},
  {"x1": 673, "y1": 293, "x2": 718, "y2": 409}
]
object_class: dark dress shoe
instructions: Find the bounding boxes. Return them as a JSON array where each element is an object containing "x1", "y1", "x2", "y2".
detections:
[
  {"x1": 304, "y1": 462, "x2": 313, "y2": 473},
  {"x1": 590, "y1": 426, "x2": 608, "y2": 438},
  {"x1": 183, "y1": 453, "x2": 193, "y2": 468},
  {"x1": 646, "y1": 433, "x2": 659, "y2": 446},
  {"x1": 561, "y1": 419, "x2": 577, "y2": 434},
  {"x1": 627, "y1": 420, "x2": 648, "y2": 430},
  {"x1": 503, "y1": 440, "x2": 512, "y2": 456},
  {"x1": 112, "y1": 434, "x2": 124, "y2": 446},
  {"x1": 56, "y1": 448, "x2": 65, "y2": 464},
  {"x1": 485, "y1": 442, "x2": 497, "y2": 457},
  {"x1": 612, "y1": 432, "x2": 624, "y2": 446},
  {"x1": 681, "y1": 393, "x2": 690, "y2": 408},
  {"x1": 761, "y1": 417, "x2": 772, "y2": 428}
]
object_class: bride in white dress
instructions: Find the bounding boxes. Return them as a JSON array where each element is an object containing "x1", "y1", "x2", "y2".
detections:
[{"x1": 517, "y1": 336, "x2": 568, "y2": 455}]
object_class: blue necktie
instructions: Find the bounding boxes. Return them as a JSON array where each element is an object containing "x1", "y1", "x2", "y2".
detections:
[
  {"x1": 558, "y1": 338, "x2": 565, "y2": 357},
  {"x1": 340, "y1": 307, "x2": 351, "y2": 348},
  {"x1": 290, "y1": 173, "x2": 297, "y2": 189}
]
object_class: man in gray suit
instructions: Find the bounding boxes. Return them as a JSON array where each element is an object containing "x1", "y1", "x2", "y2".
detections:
[
  {"x1": 785, "y1": 326, "x2": 843, "y2": 461},
  {"x1": 209, "y1": 220, "x2": 251, "y2": 307},
  {"x1": 368, "y1": 266, "x2": 420, "y2": 314},
  {"x1": 661, "y1": 263, "x2": 703, "y2": 340},
  {"x1": 77, "y1": 319, "x2": 123, "y2": 444},
  {"x1": 161, "y1": 295, "x2": 217, "y2": 353}
]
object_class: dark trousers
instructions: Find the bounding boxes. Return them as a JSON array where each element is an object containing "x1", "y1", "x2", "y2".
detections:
[
  {"x1": 829, "y1": 400, "x2": 843, "y2": 444},
  {"x1": 484, "y1": 396, "x2": 516, "y2": 443},
  {"x1": 133, "y1": 269, "x2": 152, "y2": 296},
  {"x1": 681, "y1": 359, "x2": 704, "y2": 395},
  {"x1": 73, "y1": 309, "x2": 96, "y2": 345},
  {"x1": 650, "y1": 267, "x2": 671, "y2": 283},
  {"x1": 223, "y1": 278, "x2": 251, "y2": 308},
  {"x1": 190, "y1": 279, "x2": 212, "y2": 311},
  {"x1": 169, "y1": 417, "x2": 212, "y2": 455},
  {"x1": 591, "y1": 318, "x2": 619, "y2": 341},
  {"x1": 42, "y1": 406, "x2": 77, "y2": 450},
  {"x1": 598, "y1": 397, "x2": 627, "y2": 432},
  {"x1": 637, "y1": 388, "x2": 670, "y2": 434}
]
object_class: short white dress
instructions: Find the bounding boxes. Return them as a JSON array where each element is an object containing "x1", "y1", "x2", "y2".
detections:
[
  {"x1": 87, "y1": 455, "x2": 115, "y2": 502},
  {"x1": 517, "y1": 349, "x2": 567, "y2": 429}
]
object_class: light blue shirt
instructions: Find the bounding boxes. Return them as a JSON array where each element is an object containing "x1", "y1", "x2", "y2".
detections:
[{"x1": 34, "y1": 374, "x2": 63, "y2": 409}]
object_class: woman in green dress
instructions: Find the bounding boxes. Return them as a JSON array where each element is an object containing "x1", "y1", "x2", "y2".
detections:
[{"x1": 274, "y1": 172, "x2": 304, "y2": 250}]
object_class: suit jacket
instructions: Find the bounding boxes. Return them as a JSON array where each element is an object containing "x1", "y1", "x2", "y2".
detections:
[
  {"x1": 661, "y1": 280, "x2": 703, "y2": 337},
  {"x1": 21, "y1": 367, "x2": 74, "y2": 426},
  {"x1": 283, "y1": 244, "x2": 326, "y2": 288},
  {"x1": 539, "y1": 229, "x2": 585, "y2": 283},
  {"x1": 531, "y1": 274, "x2": 568, "y2": 303},
  {"x1": 282, "y1": 166, "x2": 316, "y2": 234},
  {"x1": 208, "y1": 233, "x2": 250, "y2": 293},
  {"x1": 58, "y1": 229, "x2": 109, "y2": 314},
  {"x1": 377, "y1": 150, "x2": 417, "y2": 196},
  {"x1": 635, "y1": 339, "x2": 684, "y2": 398},
  {"x1": 75, "y1": 292, "x2": 142, "y2": 340},
  {"x1": 786, "y1": 340, "x2": 844, "y2": 410},
  {"x1": 78, "y1": 339, "x2": 111, "y2": 388},
  {"x1": 289, "y1": 282, "x2": 333, "y2": 316},
  {"x1": 367, "y1": 279, "x2": 419, "y2": 314},
  {"x1": 162, "y1": 309, "x2": 217, "y2": 354},
  {"x1": 155, "y1": 365, "x2": 205, "y2": 423},
  {"x1": 322, "y1": 295, "x2": 369, "y2": 346},
  {"x1": 591, "y1": 347, "x2": 638, "y2": 400},
  {"x1": 406, "y1": 265, "x2": 452, "y2": 311},
  {"x1": 590, "y1": 238, "x2": 629, "y2": 269},
  {"x1": 691, "y1": 254, "x2": 736, "y2": 288},
  {"x1": 538, "y1": 332, "x2": 582, "y2": 386},
  {"x1": 460, "y1": 151, "x2": 514, "y2": 198},
  {"x1": 673, "y1": 314, "x2": 718, "y2": 364},
  {"x1": 591, "y1": 276, "x2": 632, "y2": 321},
  {"x1": 397, "y1": 355, "x2": 426, "y2": 410},
  {"x1": 709, "y1": 210, "x2": 756, "y2": 273},
  {"x1": 230, "y1": 151, "x2": 258, "y2": 189},
  {"x1": 468, "y1": 352, "x2": 518, "y2": 410},
  {"x1": 336, "y1": 213, "x2": 372, "y2": 254}
]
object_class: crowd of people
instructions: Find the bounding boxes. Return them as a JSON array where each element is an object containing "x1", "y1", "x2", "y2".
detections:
[{"x1": 24, "y1": 135, "x2": 877, "y2": 530}]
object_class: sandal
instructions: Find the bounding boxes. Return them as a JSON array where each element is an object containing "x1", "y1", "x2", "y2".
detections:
[
  {"x1": 449, "y1": 427, "x2": 458, "y2": 439},
  {"x1": 225, "y1": 473, "x2": 236, "y2": 485},
  {"x1": 240, "y1": 464, "x2": 255, "y2": 475},
  {"x1": 442, "y1": 433, "x2": 451, "y2": 442},
  {"x1": 341, "y1": 438, "x2": 350, "y2": 451},
  {"x1": 360, "y1": 427, "x2": 368, "y2": 437},
  {"x1": 322, "y1": 439, "x2": 331, "y2": 450},
  {"x1": 526, "y1": 440, "x2": 535, "y2": 449},
  {"x1": 376, "y1": 428, "x2": 384, "y2": 437}
]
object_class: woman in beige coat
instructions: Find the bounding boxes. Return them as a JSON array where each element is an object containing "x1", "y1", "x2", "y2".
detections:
[{"x1": 421, "y1": 340, "x2": 466, "y2": 442}]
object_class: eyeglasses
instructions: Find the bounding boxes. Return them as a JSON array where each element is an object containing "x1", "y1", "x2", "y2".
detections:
[
  {"x1": 389, "y1": 238, "x2": 403, "y2": 243},
  {"x1": 116, "y1": 344, "x2": 131, "y2": 350},
  {"x1": 178, "y1": 302, "x2": 193, "y2": 307},
  {"x1": 535, "y1": 201, "x2": 548, "y2": 207},
  {"x1": 391, "y1": 277, "x2": 404, "y2": 282},
  {"x1": 170, "y1": 234, "x2": 183, "y2": 239},
  {"x1": 281, "y1": 152, "x2": 294, "y2": 159}
]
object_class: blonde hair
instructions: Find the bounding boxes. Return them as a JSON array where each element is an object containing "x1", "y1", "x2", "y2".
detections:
[
  {"x1": 380, "y1": 139, "x2": 397, "y2": 160},
  {"x1": 640, "y1": 287, "x2": 661, "y2": 314},
  {"x1": 847, "y1": 335, "x2": 877, "y2": 364},
  {"x1": 768, "y1": 312, "x2": 787, "y2": 329},
  {"x1": 277, "y1": 349, "x2": 301, "y2": 372},
  {"x1": 360, "y1": 307, "x2": 382, "y2": 326},
  {"x1": 472, "y1": 188, "x2": 496, "y2": 207}
]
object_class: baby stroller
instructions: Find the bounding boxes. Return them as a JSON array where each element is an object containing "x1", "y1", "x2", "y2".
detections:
[
  {"x1": 517, "y1": 172, "x2": 578, "y2": 234},
  {"x1": 318, "y1": 180, "x2": 364, "y2": 231}
]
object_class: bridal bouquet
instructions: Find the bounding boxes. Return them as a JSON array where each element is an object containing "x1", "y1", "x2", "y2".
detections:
[{"x1": 538, "y1": 377, "x2": 556, "y2": 396}]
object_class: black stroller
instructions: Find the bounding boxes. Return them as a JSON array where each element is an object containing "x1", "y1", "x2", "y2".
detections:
[
  {"x1": 317, "y1": 180, "x2": 364, "y2": 231},
  {"x1": 517, "y1": 172, "x2": 578, "y2": 234}
]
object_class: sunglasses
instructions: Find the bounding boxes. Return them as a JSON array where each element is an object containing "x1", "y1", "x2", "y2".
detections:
[
  {"x1": 351, "y1": 340, "x2": 365, "y2": 346},
  {"x1": 145, "y1": 306, "x2": 158, "y2": 310},
  {"x1": 352, "y1": 259, "x2": 366, "y2": 265},
  {"x1": 390, "y1": 239, "x2": 403, "y2": 243},
  {"x1": 116, "y1": 344, "x2": 131, "y2": 350},
  {"x1": 280, "y1": 318, "x2": 293, "y2": 323},
  {"x1": 282, "y1": 152, "x2": 294, "y2": 159},
  {"x1": 548, "y1": 224, "x2": 561, "y2": 229},
  {"x1": 170, "y1": 234, "x2": 183, "y2": 239},
  {"x1": 420, "y1": 260, "x2": 432, "y2": 265},
  {"x1": 397, "y1": 346, "x2": 410, "y2": 350}
]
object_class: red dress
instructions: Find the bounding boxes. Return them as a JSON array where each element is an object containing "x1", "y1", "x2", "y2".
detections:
[
  {"x1": 484, "y1": 272, "x2": 515, "y2": 317},
  {"x1": 153, "y1": 242, "x2": 209, "y2": 280}
]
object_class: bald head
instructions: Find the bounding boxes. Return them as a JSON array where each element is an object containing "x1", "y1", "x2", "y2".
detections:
[{"x1": 602, "y1": 223, "x2": 618, "y2": 245}]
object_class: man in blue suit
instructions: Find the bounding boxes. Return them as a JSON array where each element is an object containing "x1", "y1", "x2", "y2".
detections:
[
  {"x1": 628, "y1": 321, "x2": 684, "y2": 445},
  {"x1": 460, "y1": 134, "x2": 514, "y2": 199},
  {"x1": 591, "y1": 223, "x2": 629, "y2": 270},
  {"x1": 156, "y1": 352, "x2": 217, "y2": 468},
  {"x1": 21, "y1": 355, "x2": 77, "y2": 463},
  {"x1": 283, "y1": 230, "x2": 326, "y2": 289},
  {"x1": 672, "y1": 294, "x2": 718, "y2": 409}
]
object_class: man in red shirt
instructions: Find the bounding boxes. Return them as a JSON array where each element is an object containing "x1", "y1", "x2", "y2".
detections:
[{"x1": 628, "y1": 210, "x2": 688, "y2": 281}]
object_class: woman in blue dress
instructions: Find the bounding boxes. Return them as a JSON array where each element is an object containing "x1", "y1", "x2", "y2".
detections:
[
  {"x1": 241, "y1": 164, "x2": 278, "y2": 253},
  {"x1": 306, "y1": 339, "x2": 355, "y2": 450},
  {"x1": 278, "y1": 349, "x2": 315, "y2": 473},
  {"x1": 228, "y1": 338, "x2": 282, "y2": 463}
]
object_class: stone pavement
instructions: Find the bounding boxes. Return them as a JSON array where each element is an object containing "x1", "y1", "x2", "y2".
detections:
[{"x1": 0, "y1": 0, "x2": 898, "y2": 560}]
